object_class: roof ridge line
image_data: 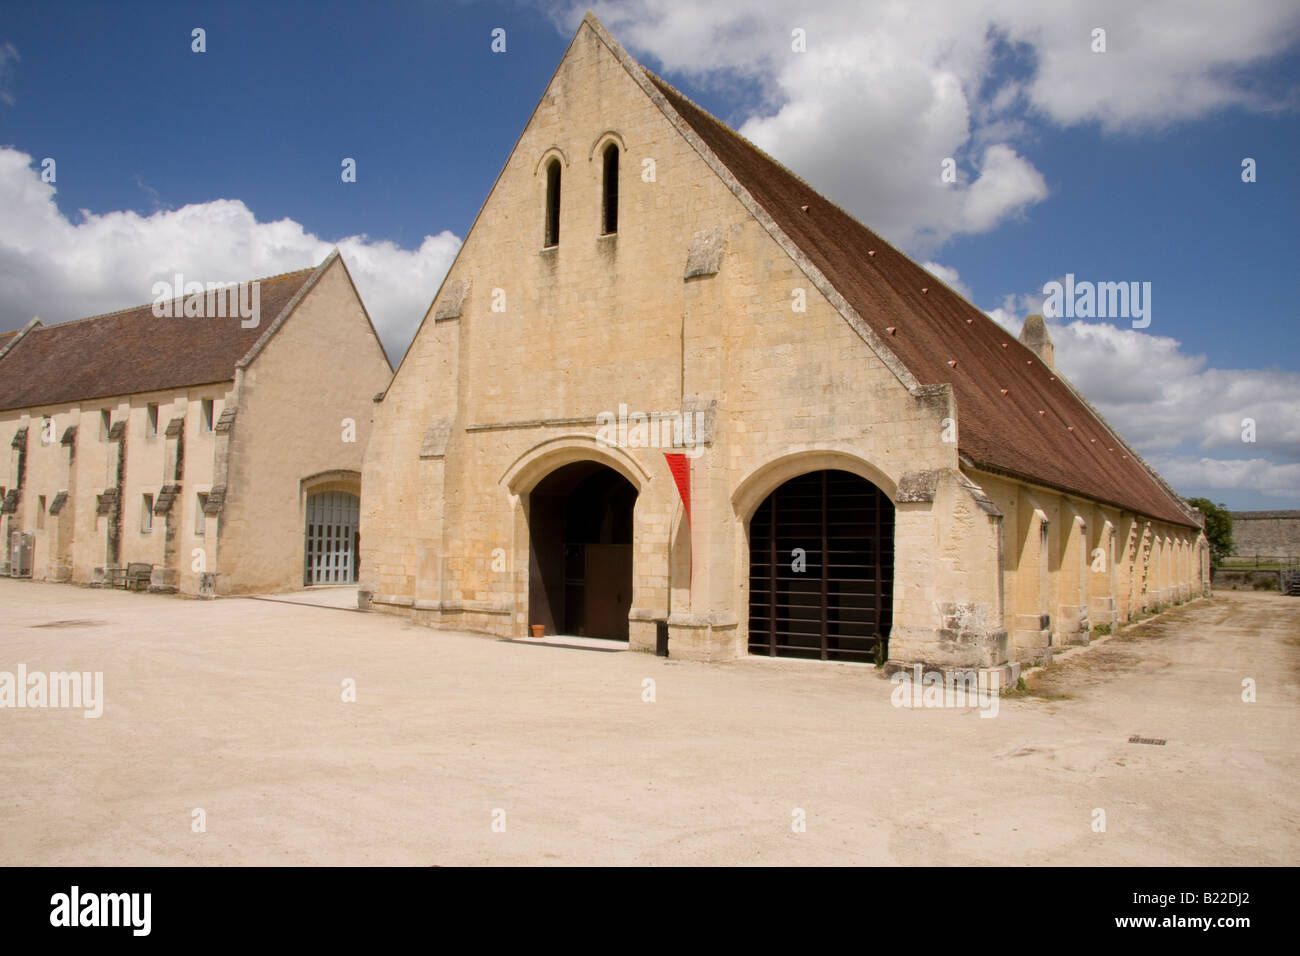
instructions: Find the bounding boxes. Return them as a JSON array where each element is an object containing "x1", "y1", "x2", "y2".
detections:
[
  {"x1": 0, "y1": 317, "x2": 42, "y2": 361},
  {"x1": 26, "y1": 265, "x2": 319, "y2": 331},
  {"x1": 236, "y1": 252, "x2": 337, "y2": 370},
  {"x1": 637, "y1": 66, "x2": 899, "y2": 247},
  {"x1": 638, "y1": 68, "x2": 824, "y2": 190},
  {"x1": 1049, "y1": 361, "x2": 1200, "y2": 525},
  {"x1": 643, "y1": 65, "x2": 1031, "y2": 347},
  {"x1": 639, "y1": 65, "x2": 1109, "y2": 415}
]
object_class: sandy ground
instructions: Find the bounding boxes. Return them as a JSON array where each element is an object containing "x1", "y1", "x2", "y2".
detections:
[
  {"x1": 1, "y1": 580, "x2": 1296, "y2": 866},
  {"x1": 245, "y1": 586, "x2": 361, "y2": 610}
]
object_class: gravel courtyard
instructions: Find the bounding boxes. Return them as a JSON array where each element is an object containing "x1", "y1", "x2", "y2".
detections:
[{"x1": 1, "y1": 580, "x2": 1296, "y2": 866}]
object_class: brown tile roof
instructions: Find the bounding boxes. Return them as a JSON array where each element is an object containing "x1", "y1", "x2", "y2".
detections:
[
  {"x1": 645, "y1": 70, "x2": 1195, "y2": 528},
  {"x1": 0, "y1": 267, "x2": 317, "y2": 412}
]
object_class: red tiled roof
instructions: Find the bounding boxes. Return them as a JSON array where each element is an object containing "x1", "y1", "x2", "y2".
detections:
[
  {"x1": 646, "y1": 71, "x2": 1194, "y2": 527},
  {"x1": 0, "y1": 268, "x2": 317, "y2": 412}
]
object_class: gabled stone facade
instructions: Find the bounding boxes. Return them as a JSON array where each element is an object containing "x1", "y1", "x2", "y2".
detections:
[{"x1": 358, "y1": 15, "x2": 1208, "y2": 669}]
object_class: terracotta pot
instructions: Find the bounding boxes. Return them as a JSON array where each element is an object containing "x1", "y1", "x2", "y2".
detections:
[{"x1": 530, "y1": 624, "x2": 545, "y2": 639}]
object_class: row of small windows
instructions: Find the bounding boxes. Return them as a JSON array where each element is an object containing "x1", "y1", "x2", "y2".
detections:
[
  {"x1": 79, "y1": 399, "x2": 215, "y2": 443},
  {"x1": 26, "y1": 402, "x2": 215, "y2": 444},
  {"x1": 138, "y1": 492, "x2": 208, "y2": 534},
  {"x1": 33, "y1": 490, "x2": 209, "y2": 534},
  {"x1": 543, "y1": 142, "x2": 619, "y2": 248}
]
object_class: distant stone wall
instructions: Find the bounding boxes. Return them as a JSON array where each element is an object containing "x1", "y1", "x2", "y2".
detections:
[
  {"x1": 1211, "y1": 567, "x2": 1281, "y2": 591},
  {"x1": 1231, "y1": 511, "x2": 1300, "y2": 559}
]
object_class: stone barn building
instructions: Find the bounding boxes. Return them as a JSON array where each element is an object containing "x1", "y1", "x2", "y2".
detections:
[
  {"x1": 360, "y1": 14, "x2": 1208, "y2": 672},
  {"x1": 1, "y1": 251, "x2": 392, "y2": 595}
]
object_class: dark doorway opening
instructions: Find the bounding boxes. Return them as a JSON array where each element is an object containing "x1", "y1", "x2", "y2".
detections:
[
  {"x1": 748, "y1": 469, "x2": 894, "y2": 662},
  {"x1": 528, "y1": 461, "x2": 636, "y2": 639}
]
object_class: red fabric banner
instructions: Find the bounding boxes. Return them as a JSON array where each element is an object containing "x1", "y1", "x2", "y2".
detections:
[
  {"x1": 665, "y1": 453, "x2": 692, "y2": 588},
  {"x1": 664, "y1": 453, "x2": 690, "y2": 525}
]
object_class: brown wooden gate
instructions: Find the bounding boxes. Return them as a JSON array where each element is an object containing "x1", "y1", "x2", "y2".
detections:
[{"x1": 748, "y1": 469, "x2": 893, "y2": 662}]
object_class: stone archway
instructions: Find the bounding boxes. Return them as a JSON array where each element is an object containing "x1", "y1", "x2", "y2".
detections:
[
  {"x1": 747, "y1": 468, "x2": 895, "y2": 662},
  {"x1": 527, "y1": 460, "x2": 637, "y2": 639},
  {"x1": 301, "y1": 470, "x2": 361, "y2": 586}
]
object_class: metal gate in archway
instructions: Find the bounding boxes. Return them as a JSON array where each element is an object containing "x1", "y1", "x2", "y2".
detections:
[
  {"x1": 304, "y1": 491, "x2": 359, "y2": 585},
  {"x1": 748, "y1": 469, "x2": 894, "y2": 662}
]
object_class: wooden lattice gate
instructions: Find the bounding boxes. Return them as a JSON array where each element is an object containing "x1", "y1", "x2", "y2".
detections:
[
  {"x1": 748, "y1": 469, "x2": 894, "y2": 662},
  {"x1": 304, "y1": 491, "x2": 359, "y2": 585}
]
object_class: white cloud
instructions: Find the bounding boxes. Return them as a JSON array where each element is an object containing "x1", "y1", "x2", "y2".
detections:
[
  {"x1": 985, "y1": 297, "x2": 1300, "y2": 503},
  {"x1": 1049, "y1": 320, "x2": 1300, "y2": 463},
  {"x1": 1010, "y1": 0, "x2": 1300, "y2": 131},
  {"x1": 956, "y1": 144, "x2": 1047, "y2": 233},
  {"x1": 0, "y1": 147, "x2": 459, "y2": 363},
  {"x1": 986, "y1": 291, "x2": 1047, "y2": 334},
  {"x1": 1145, "y1": 454, "x2": 1300, "y2": 501},
  {"x1": 920, "y1": 261, "x2": 971, "y2": 300},
  {"x1": 554, "y1": 0, "x2": 1300, "y2": 248}
]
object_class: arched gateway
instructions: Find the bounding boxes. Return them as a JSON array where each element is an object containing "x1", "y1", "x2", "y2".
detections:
[
  {"x1": 748, "y1": 469, "x2": 894, "y2": 662},
  {"x1": 527, "y1": 461, "x2": 637, "y2": 640}
]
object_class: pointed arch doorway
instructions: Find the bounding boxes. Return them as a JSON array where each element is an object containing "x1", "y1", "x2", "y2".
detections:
[{"x1": 527, "y1": 460, "x2": 636, "y2": 640}]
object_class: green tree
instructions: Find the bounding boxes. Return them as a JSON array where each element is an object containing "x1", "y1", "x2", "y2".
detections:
[{"x1": 1185, "y1": 497, "x2": 1234, "y2": 567}]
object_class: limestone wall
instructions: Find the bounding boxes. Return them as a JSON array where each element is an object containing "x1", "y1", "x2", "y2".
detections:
[
  {"x1": 975, "y1": 468, "x2": 1207, "y2": 666},
  {"x1": 1, "y1": 388, "x2": 227, "y2": 591},
  {"x1": 216, "y1": 256, "x2": 392, "y2": 594},
  {"x1": 1230, "y1": 511, "x2": 1300, "y2": 559}
]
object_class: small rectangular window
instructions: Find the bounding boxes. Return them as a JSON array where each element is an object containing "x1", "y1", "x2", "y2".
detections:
[
  {"x1": 201, "y1": 399, "x2": 214, "y2": 433},
  {"x1": 100, "y1": 409, "x2": 111, "y2": 441},
  {"x1": 147, "y1": 403, "x2": 159, "y2": 437},
  {"x1": 544, "y1": 159, "x2": 561, "y2": 248},
  {"x1": 141, "y1": 494, "x2": 154, "y2": 533},
  {"x1": 602, "y1": 143, "x2": 619, "y2": 235},
  {"x1": 37, "y1": 495, "x2": 46, "y2": 530},
  {"x1": 196, "y1": 493, "x2": 208, "y2": 535}
]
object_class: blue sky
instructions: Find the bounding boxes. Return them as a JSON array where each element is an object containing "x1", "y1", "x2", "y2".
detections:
[{"x1": 0, "y1": 0, "x2": 1297, "y2": 508}]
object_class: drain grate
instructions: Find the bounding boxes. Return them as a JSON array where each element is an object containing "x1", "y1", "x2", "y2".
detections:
[{"x1": 1128, "y1": 735, "x2": 1167, "y2": 746}]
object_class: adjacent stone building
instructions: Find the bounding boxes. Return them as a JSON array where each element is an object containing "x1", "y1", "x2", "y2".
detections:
[
  {"x1": 359, "y1": 14, "x2": 1209, "y2": 672},
  {"x1": 1, "y1": 251, "x2": 392, "y2": 595}
]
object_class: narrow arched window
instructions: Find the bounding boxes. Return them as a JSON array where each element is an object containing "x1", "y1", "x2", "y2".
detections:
[
  {"x1": 544, "y1": 159, "x2": 561, "y2": 247},
  {"x1": 601, "y1": 143, "x2": 619, "y2": 235}
]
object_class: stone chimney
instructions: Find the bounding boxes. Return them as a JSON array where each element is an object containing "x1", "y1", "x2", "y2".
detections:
[{"x1": 1019, "y1": 313, "x2": 1055, "y2": 370}]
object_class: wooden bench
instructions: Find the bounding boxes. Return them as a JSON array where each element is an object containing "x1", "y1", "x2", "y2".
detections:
[{"x1": 126, "y1": 563, "x2": 153, "y2": 591}]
